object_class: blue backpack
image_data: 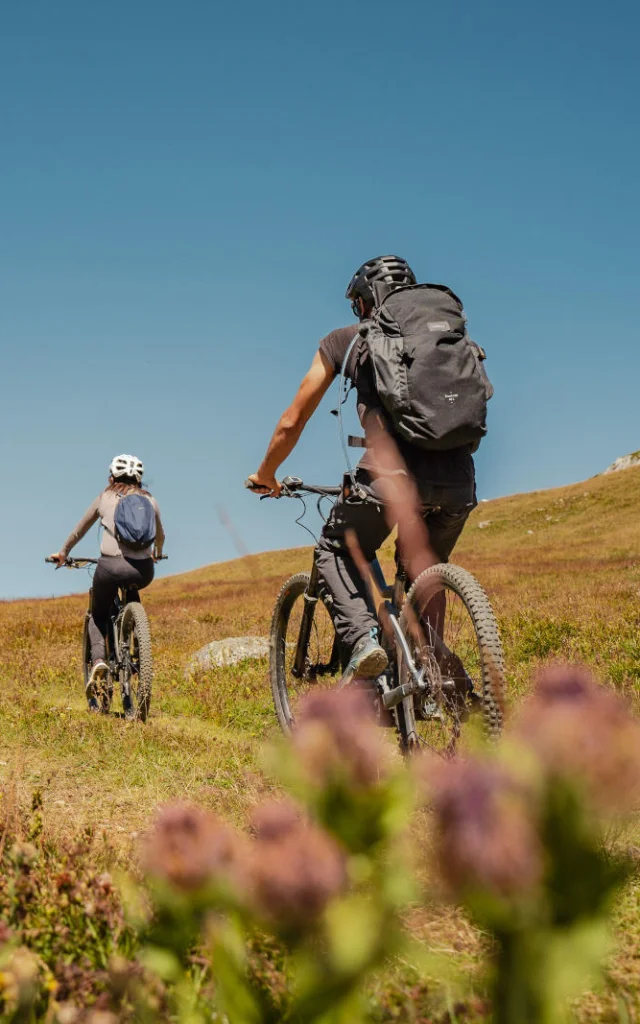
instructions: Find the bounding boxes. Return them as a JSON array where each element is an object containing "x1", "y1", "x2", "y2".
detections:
[{"x1": 114, "y1": 493, "x2": 156, "y2": 551}]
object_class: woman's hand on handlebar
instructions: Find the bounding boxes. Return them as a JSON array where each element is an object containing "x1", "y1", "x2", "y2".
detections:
[
  {"x1": 47, "y1": 552, "x2": 67, "y2": 568},
  {"x1": 245, "y1": 472, "x2": 281, "y2": 498}
]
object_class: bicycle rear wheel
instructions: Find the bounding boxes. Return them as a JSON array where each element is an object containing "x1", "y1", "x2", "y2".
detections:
[
  {"x1": 396, "y1": 563, "x2": 504, "y2": 756},
  {"x1": 82, "y1": 611, "x2": 112, "y2": 713},
  {"x1": 120, "y1": 602, "x2": 153, "y2": 722},
  {"x1": 270, "y1": 571, "x2": 343, "y2": 734}
]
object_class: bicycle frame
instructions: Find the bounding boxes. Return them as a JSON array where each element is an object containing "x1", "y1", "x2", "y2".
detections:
[
  {"x1": 367, "y1": 557, "x2": 429, "y2": 711},
  {"x1": 295, "y1": 546, "x2": 427, "y2": 708},
  {"x1": 255, "y1": 477, "x2": 432, "y2": 708}
]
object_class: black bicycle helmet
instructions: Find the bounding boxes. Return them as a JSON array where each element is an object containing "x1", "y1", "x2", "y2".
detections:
[{"x1": 345, "y1": 254, "x2": 416, "y2": 315}]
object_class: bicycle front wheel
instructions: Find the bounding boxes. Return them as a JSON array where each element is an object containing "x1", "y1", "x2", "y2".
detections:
[
  {"x1": 120, "y1": 602, "x2": 153, "y2": 722},
  {"x1": 269, "y1": 572, "x2": 343, "y2": 734},
  {"x1": 396, "y1": 563, "x2": 504, "y2": 756}
]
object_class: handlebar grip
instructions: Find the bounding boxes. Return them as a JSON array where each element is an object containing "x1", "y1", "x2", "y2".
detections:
[{"x1": 244, "y1": 478, "x2": 268, "y2": 491}]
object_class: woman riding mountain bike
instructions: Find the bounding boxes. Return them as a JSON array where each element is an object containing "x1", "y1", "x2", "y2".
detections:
[{"x1": 48, "y1": 454, "x2": 165, "y2": 712}]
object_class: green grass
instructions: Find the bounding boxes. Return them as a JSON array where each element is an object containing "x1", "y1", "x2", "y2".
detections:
[{"x1": 1, "y1": 467, "x2": 640, "y2": 1018}]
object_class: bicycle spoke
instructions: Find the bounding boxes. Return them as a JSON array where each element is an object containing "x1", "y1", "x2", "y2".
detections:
[
  {"x1": 283, "y1": 597, "x2": 339, "y2": 707},
  {"x1": 270, "y1": 573, "x2": 344, "y2": 733}
]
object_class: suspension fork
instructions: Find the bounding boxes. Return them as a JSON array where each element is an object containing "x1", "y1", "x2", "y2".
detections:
[{"x1": 293, "y1": 559, "x2": 321, "y2": 678}]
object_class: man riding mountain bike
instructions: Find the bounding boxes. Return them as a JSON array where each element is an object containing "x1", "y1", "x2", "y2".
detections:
[{"x1": 247, "y1": 255, "x2": 492, "y2": 684}]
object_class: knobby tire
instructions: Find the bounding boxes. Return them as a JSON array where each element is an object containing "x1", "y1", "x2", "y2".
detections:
[
  {"x1": 120, "y1": 602, "x2": 153, "y2": 723},
  {"x1": 269, "y1": 571, "x2": 338, "y2": 735},
  {"x1": 396, "y1": 562, "x2": 505, "y2": 755}
]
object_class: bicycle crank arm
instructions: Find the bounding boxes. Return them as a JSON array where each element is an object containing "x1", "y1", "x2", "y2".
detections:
[
  {"x1": 381, "y1": 679, "x2": 421, "y2": 710},
  {"x1": 385, "y1": 603, "x2": 425, "y2": 687}
]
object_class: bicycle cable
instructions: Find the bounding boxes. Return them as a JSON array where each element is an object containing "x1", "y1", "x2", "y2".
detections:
[
  {"x1": 292, "y1": 495, "x2": 320, "y2": 544},
  {"x1": 336, "y1": 331, "x2": 361, "y2": 494}
]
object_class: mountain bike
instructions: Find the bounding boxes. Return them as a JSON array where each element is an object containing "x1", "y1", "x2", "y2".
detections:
[
  {"x1": 255, "y1": 477, "x2": 505, "y2": 757},
  {"x1": 45, "y1": 556, "x2": 165, "y2": 721}
]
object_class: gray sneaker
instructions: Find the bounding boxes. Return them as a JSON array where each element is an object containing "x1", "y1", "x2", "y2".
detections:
[
  {"x1": 86, "y1": 660, "x2": 108, "y2": 701},
  {"x1": 343, "y1": 632, "x2": 389, "y2": 683}
]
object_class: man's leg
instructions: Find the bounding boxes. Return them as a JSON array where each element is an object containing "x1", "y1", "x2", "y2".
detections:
[
  {"x1": 421, "y1": 504, "x2": 478, "y2": 693},
  {"x1": 315, "y1": 472, "x2": 392, "y2": 676},
  {"x1": 424, "y1": 504, "x2": 475, "y2": 565}
]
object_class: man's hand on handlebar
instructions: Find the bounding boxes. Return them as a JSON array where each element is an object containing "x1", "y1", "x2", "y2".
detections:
[
  {"x1": 245, "y1": 472, "x2": 282, "y2": 497},
  {"x1": 47, "y1": 552, "x2": 67, "y2": 568}
]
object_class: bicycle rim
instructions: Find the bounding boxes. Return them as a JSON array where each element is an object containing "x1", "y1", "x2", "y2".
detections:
[
  {"x1": 270, "y1": 572, "x2": 342, "y2": 734},
  {"x1": 397, "y1": 563, "x2": 504, "y2": 757}
]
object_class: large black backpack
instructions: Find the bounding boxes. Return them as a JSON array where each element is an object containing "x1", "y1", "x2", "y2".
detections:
[{"x1": 361, "y1": 283, "x2": 493, "y2": 451}]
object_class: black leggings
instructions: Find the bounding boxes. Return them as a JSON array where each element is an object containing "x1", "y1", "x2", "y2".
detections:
[{"x1": 88, "y1": 556, "x2": 154, "y2": 662}]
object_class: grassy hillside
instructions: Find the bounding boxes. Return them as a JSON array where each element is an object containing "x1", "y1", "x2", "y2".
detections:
[{"x1": 1, "y1": 465, "x2": 639, "y2": 1019}]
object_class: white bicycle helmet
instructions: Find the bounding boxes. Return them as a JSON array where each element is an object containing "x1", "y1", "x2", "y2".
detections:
[{"x1": 109, "y1": 453, "x2": 144, "y2": 483}]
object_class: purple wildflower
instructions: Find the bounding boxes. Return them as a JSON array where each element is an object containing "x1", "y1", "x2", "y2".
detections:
[
  {"x1": 248, "y1": 798, "x2": 346, "y2": 927},
  {"x1": 144, "y1": 803, "x2": 243, "y2": 893},
  {"x1": 515, "y1": 666, "x2": 640, "y2": 815},
  {"x1": 293, "y1": 688, "x2": 388, "y2": 788},
  {"x1": 419, "y1": 754, "x2": 542, "y2": 899}
]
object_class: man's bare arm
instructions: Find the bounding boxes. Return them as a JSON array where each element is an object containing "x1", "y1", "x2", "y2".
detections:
[{"x1": 247, "y1": 350, "x2": 336, "y2": 494}]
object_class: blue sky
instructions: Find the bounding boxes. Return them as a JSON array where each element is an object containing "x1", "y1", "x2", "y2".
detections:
[{"x1": 1, "y1": 0, "x2": 638, "y2": 598}]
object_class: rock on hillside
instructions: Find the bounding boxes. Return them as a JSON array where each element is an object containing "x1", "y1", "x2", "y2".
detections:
[
  {"x1": 187, "y1": 635, "x2": 269, "y2": 675},
  {"x1": 603, "y1": 451, "x2": 640, "y2": 474}
]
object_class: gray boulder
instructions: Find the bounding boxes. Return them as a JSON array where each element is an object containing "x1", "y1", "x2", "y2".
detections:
[
  {"x1": 187, "y1": 636, "x2": 270, "y2": 675},
  {"x1": 603, "y1": 451, "x2": 640, "y2": 474}
]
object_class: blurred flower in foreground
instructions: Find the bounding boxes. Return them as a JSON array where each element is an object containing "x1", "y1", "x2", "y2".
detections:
[
  {"x1": 292, "y1": 689, "x2": 388, "y2": 789},
  {"x1": 145, "y1": 803, "x2": 242, "y2": 893},
  {"x1": 419, "y1": 755, "x2": 542, "y2": 900},
  {"x1": 248, "y1": 799, "x2": 346, "y2": 928},
  {"x1": 515, "y1": 665, "x2": 640, "y2": 815}
]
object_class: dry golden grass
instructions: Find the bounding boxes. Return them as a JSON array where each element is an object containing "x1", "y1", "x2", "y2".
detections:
[{"x1": 1, "y1": 466, "x2": 639, "y2": 1019}]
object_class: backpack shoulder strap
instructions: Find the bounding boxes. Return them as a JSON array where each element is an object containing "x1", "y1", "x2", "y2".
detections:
[{"x1": 335, "y1": 329, "x2": 367, "y2": 490}]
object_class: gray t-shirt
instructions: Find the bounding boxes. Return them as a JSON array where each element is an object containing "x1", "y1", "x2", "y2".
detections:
[{"x1": 61, "y1": 488, "x2": 165, "y2": 560}]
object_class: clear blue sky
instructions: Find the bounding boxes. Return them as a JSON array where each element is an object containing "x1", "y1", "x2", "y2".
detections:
[{"x1": 1, "y1": 0, "x2": 638, "y2": 599}]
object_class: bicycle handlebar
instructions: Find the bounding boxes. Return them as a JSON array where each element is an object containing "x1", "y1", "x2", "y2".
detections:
[
  {"x1": 245, "y1": 476, "x2": 342, "y2": 499},
  {"x1": 45, "y1": 555, "x2": 168, "y2": 569},
  {"x1": 45, "y1": 556, "x2": 99, "y2": 568}
]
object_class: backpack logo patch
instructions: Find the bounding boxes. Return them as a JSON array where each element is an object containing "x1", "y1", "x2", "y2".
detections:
[
  {"x1": 428, "y1": 320, "x2": 451, "y2": 332},
  {"x1": 445, "y1": 392, "x2": 459, "y2": 403}
]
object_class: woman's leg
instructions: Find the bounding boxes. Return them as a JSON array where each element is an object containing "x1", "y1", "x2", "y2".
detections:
[
  {"x1": 88, "y1": 558, "x2": 119, "y2": 664},
  {"x1": 88, "y1": 557, "x2": 154, "y2": 663}
]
